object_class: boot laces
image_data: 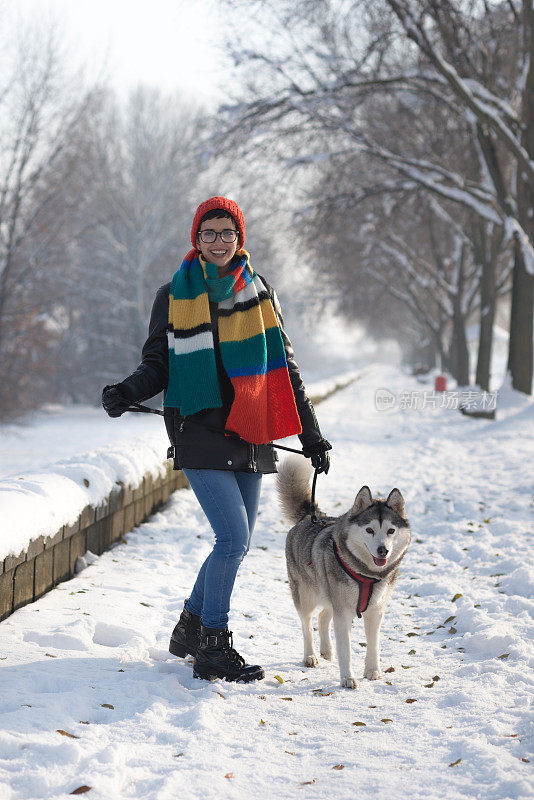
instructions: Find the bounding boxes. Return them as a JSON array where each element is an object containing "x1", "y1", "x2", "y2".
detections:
[{"x1": 225, "y1": 631, "x2": 245, "y2": 668}]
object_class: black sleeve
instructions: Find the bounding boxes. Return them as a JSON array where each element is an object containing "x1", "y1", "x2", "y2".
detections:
[
  {"x1": 119, "y1": 284, "x2": 170, "y2": 403},
  {"x1": 270, "y1": 286, "x2": 325, "y2": 447}
]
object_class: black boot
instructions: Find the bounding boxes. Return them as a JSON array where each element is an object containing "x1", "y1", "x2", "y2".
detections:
[
  {"x1": 169, "y1": 599, "x2": 201, "y2": 658},
  {"x1": 193, "y1": 626, "x2": 265, "y2": 683}
]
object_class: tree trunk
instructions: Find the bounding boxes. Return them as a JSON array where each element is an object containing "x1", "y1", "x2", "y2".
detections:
[
  {"x1": 508, "y1": 0, "x2": 534, "y2": 395},
  {"x1": 449, "y1": 307, "x2": 470, "y2": 386},
  {"x1": 475, "y1": 232, "x2": 496, "y2": 391}
]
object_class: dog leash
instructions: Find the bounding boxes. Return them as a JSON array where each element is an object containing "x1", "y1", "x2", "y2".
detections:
[{"x1": 124, "y1": 401, "x2": 322, "y2": 522}]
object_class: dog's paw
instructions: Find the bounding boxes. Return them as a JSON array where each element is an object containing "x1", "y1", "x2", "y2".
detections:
[
  {"x1": 320, "y1": 649, "x2": 333, "y2": 661},
  {"x1": 363, "y1": 667, "x2": 381, "y2": 681},
  {"x1": 341, "y1": 675, "x2": 358, "y2": 689},
  {"x1": 304, "y1": 654, "x2": 319, "y2": 667}
]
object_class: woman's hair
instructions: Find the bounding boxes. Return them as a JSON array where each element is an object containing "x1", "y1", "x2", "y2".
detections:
[{"x1": 198, "y1": 209, "x2": 237, "y2": 229}]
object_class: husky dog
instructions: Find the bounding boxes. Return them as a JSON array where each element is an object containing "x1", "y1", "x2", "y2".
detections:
[{"x1": 278, "y1": 457, "x2": 411, "y2": 689}]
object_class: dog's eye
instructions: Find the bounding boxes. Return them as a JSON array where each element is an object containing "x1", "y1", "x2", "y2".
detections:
[
  {"x1": 365, "y1": 527, "x2": 374, "y2": 535},
  {"x1": 387, "y1": 528, "x2": 395, "y2": 536}
]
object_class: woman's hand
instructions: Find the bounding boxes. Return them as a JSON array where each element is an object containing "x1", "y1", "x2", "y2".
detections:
[
  {"x1": 102, "y1": 385, "x2": 131, "y2": 418},
  {"x1": 302, "y1": 439, "x2": 332, "y2": 474}
]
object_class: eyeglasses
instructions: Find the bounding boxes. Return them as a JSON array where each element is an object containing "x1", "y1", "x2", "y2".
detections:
[{"x1": 198, "y1": 228, "x2": 239, "y2": 244}]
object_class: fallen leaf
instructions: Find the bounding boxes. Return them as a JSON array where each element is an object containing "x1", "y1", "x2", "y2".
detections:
[
  {"x1": 500, "y1": 734, "x2": 518, "y2": 738},
  {"x1": 274, "y1": 675, "x2": 284, "y2": 684},
  {"x1": 483, "y1": 518, "x2": 491, "y2": 523},
  {"x1": 497, "y1": 653, "x2": 509, "y2": 660},
  {"x1": 433, "y1": 675, "x2": 441, "y2": 681},
  {"x1": 281, "y1": 697, "x2": 293, "y2": 701},
  {"x1": 407, "y1": 632, "x2": 418, "y2": 637},
  {"x1": 521, "y1": 758, "x2": 530, "y2": 763},
  {"x1": 140, "y1": 602, "x2": 151, "y2": 607},
  {"x1": 118, "y1": 669, "x2": 124, "y2": 672},
  {"x1": 333, "y1": 764, "x2": 344, "y2": 770},
  {"x1": 401, "y1": 665, "x2": 413, "y2": 669},
  {"x1": 173, "y1": 753, "x2": 184, "y2": 758},
  {"x1": 259, "y1": 695, "x2": 266, "y2": 700},
  {"x1": 216, "y1": 692, "x2": 226, "y2": 699},
  {"x1": 385, "y1": 681, "x2": 392, "y2": 686},
  {"x1": 289, "y1": 732, "x2": 298, "y2": 735},
  {"x1": 444, "y1": 615, "x2": 456, "y2": 624},
  {"x1": 352, "y1": 721, "x2": 366, "y2": 727},
  {"x1": 405, "y1": 699, "x2": 417, "y2": 704},
  {"x1": 284, "y1": 750, "x2": 295, "y2": 755},
  {"x1": 384, "y1": 666, "x2": 395, "y2": 673},
  {"x1": 70, "y1": 787, "x2": 91, "y2": 795},
  {"x1": 21, "y1": 704, "x2": 32, "y2": 708},
  {"x1": 78, "y1": 721, "x2": 90, "y2": 725},
  {"x1": 451, "y1": 593, "x2": 463, "y2": 602},
  {"x1": 424, "y1": 683, "x2": 435, "y2": 688},
  {"x1": 225, "y1": 773, "x2": 234, "y2": 779},
  {"x1": 57, "y1": 730, "x2": 80, "y2": 739},
  {"x1": 408, "y1": 649, "x2": 416, "y2": 655},
  {"x1": 45, "y1": 653, "x2": 57, "y2": 658},
  {"x1": 101, "y1": 704, "x2": 114, "y2": 710},
  {"x1": 449, "y1": 758, "x2": 461, "y2": 767},
  {"x1": 449, "y1": 627, "x2": 457, "y2": 634},
  {"x1": 300, "y1": 779, "x2": 316, "y2": 785},
  {"x1": 260, "y1": 719, "x2": 266, "y2": 725},
  {"x1": 381, "y1": 719, "x2": 392, "y2": 723},
  {"x1": 368, "y1": 705, "x2": 377, "y2": 709}
]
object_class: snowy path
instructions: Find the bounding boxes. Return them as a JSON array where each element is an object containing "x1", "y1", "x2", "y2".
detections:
[{"x1": 0, "y1": 366, "x2": 532, "y2": 800}]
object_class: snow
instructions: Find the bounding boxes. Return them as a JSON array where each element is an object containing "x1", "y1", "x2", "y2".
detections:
[
  {"x1": 505, "y1": 216, "x2": 534, "y2": 277},
  {"x1": 0, "y1": 420, "x2": 170, "y2": 561},
  {"x1": 0, "y1": 365, "x2": 533, "y2": 799}
]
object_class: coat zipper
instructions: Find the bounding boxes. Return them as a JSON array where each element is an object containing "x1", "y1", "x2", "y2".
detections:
[{"x1": 249, "y1": 443, "x2": 258, "y2": 472}]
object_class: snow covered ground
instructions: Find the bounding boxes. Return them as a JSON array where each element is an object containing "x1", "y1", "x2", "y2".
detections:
[{"x1": 0, "y1": 365, "x2": 533, "y2": 800}]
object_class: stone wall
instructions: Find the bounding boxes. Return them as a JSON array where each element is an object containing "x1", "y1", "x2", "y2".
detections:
[{"x1": 0, "y1": 464, "x2": 188, "y2": 622}]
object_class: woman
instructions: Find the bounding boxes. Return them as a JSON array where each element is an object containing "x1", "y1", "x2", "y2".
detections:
[{"x1": 102, "y1": 196, "x2": 331, "y2": 683}]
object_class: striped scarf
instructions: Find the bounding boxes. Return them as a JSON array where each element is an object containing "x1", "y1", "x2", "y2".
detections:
[{"x1": 163, "y1": 249, "x2": 302, "y2": 445}]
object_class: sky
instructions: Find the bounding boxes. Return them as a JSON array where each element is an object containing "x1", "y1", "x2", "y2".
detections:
[{"x1": 5, "y1": 0, "x2": 228, "y2": 105}]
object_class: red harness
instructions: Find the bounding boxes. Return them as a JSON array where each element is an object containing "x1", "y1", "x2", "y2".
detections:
[{"x1": 332, "y1": 541, "x2": 380, "y2": 618}]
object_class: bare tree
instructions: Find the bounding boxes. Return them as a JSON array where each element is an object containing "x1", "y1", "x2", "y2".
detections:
[
  {"x1": 0, "y1": 17, "x2": 101, "y2": 419},
  {"x1": 218, "y1": 0, "x2": 533, "y2": 392},
  {"x1": 55, "y1": 87, "x2": 209, "y2": 401}
]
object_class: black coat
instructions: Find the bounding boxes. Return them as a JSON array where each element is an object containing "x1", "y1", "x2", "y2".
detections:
[{"x1": 118, "y1": 276, "x2": 324, "y2": 474}]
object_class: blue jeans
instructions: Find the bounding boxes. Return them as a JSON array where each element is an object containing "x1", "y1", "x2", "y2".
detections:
[{"x1": 182, "y1": 468, "x2": 262, "y2": 629}]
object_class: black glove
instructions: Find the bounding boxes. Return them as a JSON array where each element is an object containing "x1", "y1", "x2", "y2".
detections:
[
  {"x1": 302, "y1": 439, "x2": 332, "y2": 474},
  {"x1": 102, "y1": 384, "x2": 131, "y2": 418}
]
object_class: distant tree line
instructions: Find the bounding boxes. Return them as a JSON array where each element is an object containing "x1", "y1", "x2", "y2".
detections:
[
  {"x1": 218, "y1": 0, "x2": 533, "y2": 394},
  {"x1": 0, "y1": 19, "x2": 222, "y2": 420},
  {"x1": 1, "y1": 2, "x2": 532, "y2": 423}
]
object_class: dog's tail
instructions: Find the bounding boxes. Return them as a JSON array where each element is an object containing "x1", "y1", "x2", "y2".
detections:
[{"x1": 276, "y1": 455, "x2": 320, "y2": 526}]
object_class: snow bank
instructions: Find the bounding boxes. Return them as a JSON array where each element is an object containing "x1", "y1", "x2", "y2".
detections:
[
  {"x1": 0, "y1": 376, "x2": 354, "y2": 562},
  {"x1": 0, "y1": 438, "x2": 168, "y2": 561}
]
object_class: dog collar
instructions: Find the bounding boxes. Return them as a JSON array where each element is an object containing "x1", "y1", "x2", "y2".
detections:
[{"x1": 333, "y1": 541, "x2": 380, "y2": 618}]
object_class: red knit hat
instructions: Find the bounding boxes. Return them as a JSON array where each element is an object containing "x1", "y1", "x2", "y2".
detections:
[{"x1": 191, "y1": 196, "x2": 246, "y2": 250}]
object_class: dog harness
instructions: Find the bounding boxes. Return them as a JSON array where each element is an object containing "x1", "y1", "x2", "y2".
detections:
[{"x1": 332, "y1": 542, "x2": 380, "y2": 618}]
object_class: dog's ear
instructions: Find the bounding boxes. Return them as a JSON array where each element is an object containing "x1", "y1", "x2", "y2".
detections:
[
  {"x1": 386, "y1": 488, "x2": 406, "y2": 518},
  {"x1": 352, "y1": 486, "x2": 373, "y2": 515}
]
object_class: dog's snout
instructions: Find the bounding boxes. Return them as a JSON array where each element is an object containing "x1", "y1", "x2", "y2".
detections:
[{"x1": 377, "y1": 545, "x2": 388, "y2": 557}]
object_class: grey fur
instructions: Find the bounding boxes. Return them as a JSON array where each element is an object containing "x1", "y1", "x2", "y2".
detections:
[{"x1": 277, "y1": 457, "x2": 411, "y2": 689}]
